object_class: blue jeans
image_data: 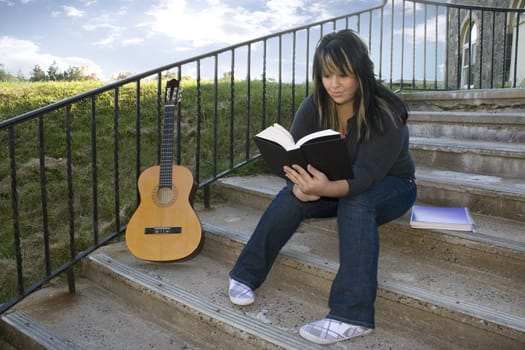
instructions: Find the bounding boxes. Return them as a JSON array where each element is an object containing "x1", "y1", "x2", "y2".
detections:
[{"x1": 229, "y1": 176, "x2": 417, "y2": 329}]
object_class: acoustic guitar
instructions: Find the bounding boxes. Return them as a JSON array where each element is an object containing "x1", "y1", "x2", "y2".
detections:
[{"x1": 125, "y1": 79, "x2": 202, "y2": 262}]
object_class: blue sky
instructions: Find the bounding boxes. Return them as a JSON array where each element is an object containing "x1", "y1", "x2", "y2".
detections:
[{"x1": 0, "y1": 0, "x2": 382, "y2": 81}]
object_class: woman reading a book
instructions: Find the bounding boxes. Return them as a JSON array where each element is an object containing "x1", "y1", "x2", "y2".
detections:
[{"x1": 228, "y1": 29, "x2": 417, "y2": 345}]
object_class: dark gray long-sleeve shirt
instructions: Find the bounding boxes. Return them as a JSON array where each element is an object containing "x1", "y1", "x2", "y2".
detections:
[{"x1": 290, "y1": 94, "x2": 415, "y2": 197}]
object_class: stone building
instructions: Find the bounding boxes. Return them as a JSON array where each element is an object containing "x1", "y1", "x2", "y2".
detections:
[{"x1": 446, "y1": 0, "x2": 525, "y2": 89}]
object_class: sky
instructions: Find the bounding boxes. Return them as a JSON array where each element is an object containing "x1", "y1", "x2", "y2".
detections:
[{"x1": 0, "y1": 0, "x2": 383, "y2": 81}]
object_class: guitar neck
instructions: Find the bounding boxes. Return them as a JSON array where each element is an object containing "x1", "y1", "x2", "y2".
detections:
[{"x1": 159, "y1": 104, "x2": 175, "y2": 188}]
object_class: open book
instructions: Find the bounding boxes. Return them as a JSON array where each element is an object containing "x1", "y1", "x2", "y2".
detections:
[
  {"x1": 409, "y1": 205, "x2": 475, "y2": 232},
  {"x1": 254, "y1": 123, "x2": 352, "y2": 180}
]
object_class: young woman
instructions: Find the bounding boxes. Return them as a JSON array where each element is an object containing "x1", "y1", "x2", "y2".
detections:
[{"x1": 228, "y1": 29, "x2": 417, "y2": 345}]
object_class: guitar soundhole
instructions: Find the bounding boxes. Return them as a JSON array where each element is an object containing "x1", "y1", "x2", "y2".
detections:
[{"x1": 153, "y1": 186, "x2": 177, "y2": 207}]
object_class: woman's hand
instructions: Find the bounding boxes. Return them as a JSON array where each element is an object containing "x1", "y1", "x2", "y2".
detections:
[{"x1": 284, "y1": 164, "x2": 349, "y2": 201}]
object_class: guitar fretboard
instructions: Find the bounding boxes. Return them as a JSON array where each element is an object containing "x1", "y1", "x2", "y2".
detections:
[{"x1": 159, "y1": 105, "x2": 175, "y2": 188}]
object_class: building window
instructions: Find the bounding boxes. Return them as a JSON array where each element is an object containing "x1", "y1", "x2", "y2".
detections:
[{"x1": 461, "y1": 22, "x2": 478, "y2": 89}]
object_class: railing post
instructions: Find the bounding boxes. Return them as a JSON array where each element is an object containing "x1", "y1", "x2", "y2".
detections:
[{"x1": 65, "y1": 105, "x2": 76, "y2": 294}]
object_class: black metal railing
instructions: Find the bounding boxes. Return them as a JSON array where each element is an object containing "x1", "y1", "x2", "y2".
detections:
[{"x1": 0, "y1": 0, "x2": 523, "y2": 314}]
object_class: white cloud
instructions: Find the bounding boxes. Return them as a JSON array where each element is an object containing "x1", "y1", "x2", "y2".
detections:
[
  {"x1": 122, "y1": 37, "x2": 145, "y2": 47},
  {"x1": 63, "y1": 5, "x2": 85, "y2": 18},
  {"x1": 0, "y1": 36, "x2": 104, "y2": 79},
  {"x1": 393, "y1": 14, "x2": 447, "y2": 44},
  {"x1": 145, "y1": 0, "x2": 313, "y2": 49}
]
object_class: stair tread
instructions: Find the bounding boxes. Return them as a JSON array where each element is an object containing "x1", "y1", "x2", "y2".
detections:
[
  {"x1": 219, "y1": 175, "x2": 525, "y2": 244},
  {"x1": 82, "y1": 245, "x2": 452, "y2": 350},
  {"x1": 409, "y1": 110, "x2": 525, "y2": 122},
  {"x1": 197, "y1": 202, "x2": 525, "y2": 331},
  {"x1": 415, "y1": 166, "x2": 525, "y2": 196},
  {"x1": 6, "y1": 279, "x2": 205, "y2": 350},
  {"x1": 410, "y1": 136, "x2": 525, "y2": 154}
]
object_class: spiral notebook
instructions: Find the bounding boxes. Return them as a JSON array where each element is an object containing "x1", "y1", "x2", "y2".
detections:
[{"x1": 410, "y1": 205, "x2": 475, "y2": 232}]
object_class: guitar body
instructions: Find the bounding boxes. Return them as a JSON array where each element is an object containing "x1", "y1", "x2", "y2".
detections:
[{"x1": 125, "y1": 165, "x2": 202, "y2": 262}]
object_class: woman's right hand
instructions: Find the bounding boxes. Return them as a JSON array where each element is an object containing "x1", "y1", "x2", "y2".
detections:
[{"x1": 292, "y1": 183, "x2": 320, "y2": 201}]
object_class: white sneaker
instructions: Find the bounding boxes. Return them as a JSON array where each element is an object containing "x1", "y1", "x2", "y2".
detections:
[
  {"x1": 299, "y1": 318, "x2": 372, "y2": 345},
  {"x1": 228, "y1": 278, "x2": 254, "y2": 306}
]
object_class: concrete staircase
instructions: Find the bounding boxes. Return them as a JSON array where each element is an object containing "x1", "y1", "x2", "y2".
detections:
[{"x1": 1, "y1": 89, "x2": 524, "y2": 349}]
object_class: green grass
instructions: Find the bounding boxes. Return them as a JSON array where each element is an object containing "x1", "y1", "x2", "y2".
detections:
[{"x1": 0, "y1": 79, "x2": 307, "y2": 304}]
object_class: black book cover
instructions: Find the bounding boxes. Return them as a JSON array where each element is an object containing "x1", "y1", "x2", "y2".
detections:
[{"x1": 254, "y1": 135, "x2": 352, "y2": 180}]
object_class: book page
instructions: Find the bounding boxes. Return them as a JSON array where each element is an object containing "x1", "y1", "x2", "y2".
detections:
[
  {"x1": 255, "y1": 124, "x2": 296, "y2": 150},
  {"x1": 296, "y1": 129, "x2": 340, "y2": 147},
  {"x1": 256, "y1": 124, "x2": 340, "y2": 151}
]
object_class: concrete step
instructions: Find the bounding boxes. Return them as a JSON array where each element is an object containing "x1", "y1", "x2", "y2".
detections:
[
  {"x1": 216, "y1": 175, "x2": 524, "y2": 284},
  {"x1": 218, "y1": 173, "x2": 525, "y2": 228},
  {"x1": 7, "y1": 235, "x2": 515, "y2": 350},
  {"x1": 5, "y1": 225, "x2": 521, "y2": 349},
  {"x1": 197, "y1": 203, "x2": 524, "y2": 348},
  {"x1": 415, "y1": 166, "x2": 525, "y2": 221},
  {"x1": 206, "y1": 176, "x2": 525, "y2": 346},
  {"x1": 407, "y1": 110, "x2": 525, "y2": 143},
  {"x1": 1, "y1": 279, "x2": 211, "y2": 350},
  {"x1": 410, "y1": 137, "x2": 525, "y2": 179},
  {"x1": 401, "y1": 88, "x2": 525, "y2": 113}
]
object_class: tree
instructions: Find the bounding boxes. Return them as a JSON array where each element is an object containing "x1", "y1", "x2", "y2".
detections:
[
  {"x1": 64, "y1": 66, "x2": 84, "y2": 81},
  {"x1": 47, "y1": 61, "x2": 61, "y2": 81},
  {"x1": 30, "y1": 65, "x2": 46, "y2": 81},
  {"x1": 0, "y1": 64, "x2": 17, "y2": 81}
]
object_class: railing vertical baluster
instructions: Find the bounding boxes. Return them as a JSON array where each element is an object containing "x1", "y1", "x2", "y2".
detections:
[
  {"x1": 262, "y1": 39, "x2": 268, "y2": 128},
  {"x1": 467, "y1": 10, "x2": 473, "y2": 89},
  {"x1": 412, "y1": 1, "x2": 416, "y2": 88},
  {"x1": 213, "y1": 55, "x2": 219, "y2": 177},
  {"x1": 292, "y1": 31, "x2": 297, "y2": 114},
  {"x1": 229, "y1": 49, "x2": 235, "y2": 170},
  {"x1": 135, "y1": 80, "x2": 141, "y2": 206},
  {"x1": 389, "y1": 0, "x2": 394, "y2": 88},
  {"x1": 512, "y1": 12, "x2": 520, "y2": 88},
  {"x1": 176, "y1": 68, "x2": 182, "y2": 165},
  {"x1": 278, "y1": 35, "x2": 283, "y2": 124},
  {"x1": 456, "y1": 8, "x2": 462, "y2": 89},
  {"x1": 196, "y1": 60, "x2": 202, "y2": 182},
  {"x1": 8, "y1": 126, "x2": 24, "y2": 295},
  {"x1": 65, "y1": 105, "x2": 76, "y2": 294},
  {"x1": 502, "y1": 12, "x2": 508, "y2": 88},
  {"x1": 305, "y1": 28, "x2": 311, "y2": 97},
  {"x1": 423, "y1": 4, "x2": 428, "y2": 89},
  {"x1": 435, "y1": 5, "x2": 438, "y2": 90},
  {"x1": 156, "y1": 74, "x2": 162, "y2": 164},
  {"x1": 490, "y1": 10, "x2": 496, "y2": 88},
  {"x1": 246, "y1": 44, "x2": 252, "y2": 159},
  {"x1": 378, "y1": 6, "x2": 384, "y2": 83},
  {"x1": 401, "y1": 0, "x2": 406, "y2": 89},
  {"x1": 113, "y1": 87, "x2": 120, "y2": 232},
  {"x1": 479, "y1": 11, "x2": 484, "y2": 89},
  {"x1": 90, "y1": 96, "x2": 99, "y2": 244},
  {"x1": 38, "y1": 115, "x2": 51, "y2": 275}
]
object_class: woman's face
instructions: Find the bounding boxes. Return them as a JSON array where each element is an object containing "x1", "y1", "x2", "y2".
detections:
[{"x1": 321, "y1": 71, "x2": 359, "y2": 106}]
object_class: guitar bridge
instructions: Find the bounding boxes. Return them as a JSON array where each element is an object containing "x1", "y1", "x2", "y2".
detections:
[{"x1": 144, "y1": 227, "x2": 182, "y2": 234}]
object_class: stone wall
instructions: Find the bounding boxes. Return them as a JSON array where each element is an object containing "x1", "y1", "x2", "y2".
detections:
[{"x1": 445, "y1": 0, "x2": 522, "y2": 89}]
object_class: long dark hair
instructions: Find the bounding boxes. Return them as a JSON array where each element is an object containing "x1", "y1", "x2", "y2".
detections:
[{"x1": 312, "y1": 29, "x2": 408, "y2": 141}]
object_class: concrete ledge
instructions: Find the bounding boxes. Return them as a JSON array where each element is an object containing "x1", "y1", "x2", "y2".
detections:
[
  {"x1": 401, "y1": 88, "x2": 525, "y2": 111},
  {"x1": 1, "y1": 311, "x2": 78, "y2": 350}
]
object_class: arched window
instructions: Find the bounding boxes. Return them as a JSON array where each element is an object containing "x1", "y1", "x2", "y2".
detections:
[{"x1": 461, "y1": 21, "x2": 478, "y2": 89}]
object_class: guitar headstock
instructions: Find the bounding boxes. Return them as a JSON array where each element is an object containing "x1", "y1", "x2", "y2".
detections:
[{"x1": 165, "y1": 78, "x2": 182, "y2": 106}]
